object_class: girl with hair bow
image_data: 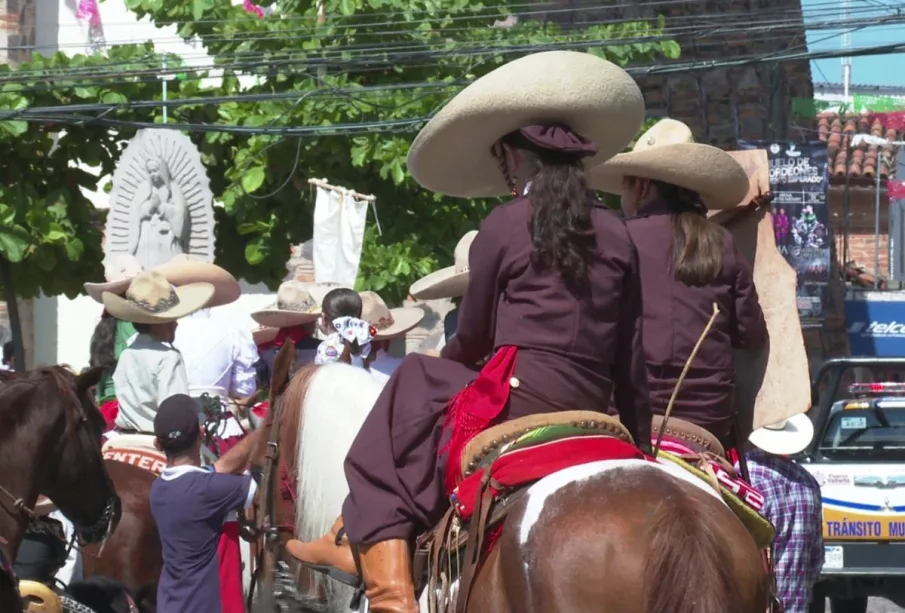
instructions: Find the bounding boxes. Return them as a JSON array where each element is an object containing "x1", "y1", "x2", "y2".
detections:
[{"x1": 315, "y1": 317, "x2": 377, "y2": 368}]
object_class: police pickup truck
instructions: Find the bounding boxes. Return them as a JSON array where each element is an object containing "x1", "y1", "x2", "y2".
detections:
[{"x1": 801, "y1": 357, "x2": 905, "y2": 613}]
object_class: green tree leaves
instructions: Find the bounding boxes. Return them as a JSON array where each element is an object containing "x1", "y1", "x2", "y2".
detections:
[{"x1": 0, "y1": 3, "x2": 679, "y2": 303}]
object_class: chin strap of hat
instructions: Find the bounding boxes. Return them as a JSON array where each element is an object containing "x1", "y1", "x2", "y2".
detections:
[{"x1": 491, "y1": 142, "x2": 519, "y2": 197}]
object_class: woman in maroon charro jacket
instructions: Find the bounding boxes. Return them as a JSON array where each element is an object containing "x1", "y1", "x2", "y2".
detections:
[
  {"x1": 287, "y1": 51, "x2": 652, "y2": 613},
  {"x1": 589, "y1": 118, "x2": 768, "y2": 448}
]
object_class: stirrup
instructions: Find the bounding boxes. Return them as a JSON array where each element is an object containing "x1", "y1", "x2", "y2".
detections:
[
  {"x1": 297, "y1": 525, "x2": 361, "y2": 587},
  {"x1": 302, "y1": 563, "x2": 361, "y2": 587}
]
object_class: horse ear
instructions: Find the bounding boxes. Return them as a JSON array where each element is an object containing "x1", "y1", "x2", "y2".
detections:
[{"x1": 76, "y1": 366, "x2": 106, "y2": 397}]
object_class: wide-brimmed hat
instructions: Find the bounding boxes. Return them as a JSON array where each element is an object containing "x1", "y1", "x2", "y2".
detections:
[
  {"x1": 84, "y1": 254, "x2": 144, "y2": 303},
  {"x1": 407, "y1": 51, "x2": 644, "y2": 198},
  {"x1": 361, "y1": 291, "x2": 425, "y2": 340},
  {"x1": 298, "y1": 281, "x2": 349, "y2": 307},
  {"x1": 748, "y1": 413, "x2": 814, "y2": 456},
  {"x1": 251, "y1": 325, "x2": 279, "y2": 346},
  {"x1": 410, "y1": 231, "x2": 476, "y2": 300},
  {"x1": 85, "y1": 254, "x2": 241, "y2": 307},
  {"x1": 588, "y1": 118, "x2": 749, "y2": 210},
  {"x1": 251, "y1": 281, "x2": 321, "y2": 328},
  {"x1": 102, "y1": 270, "x2": 215, "y2": 325}
]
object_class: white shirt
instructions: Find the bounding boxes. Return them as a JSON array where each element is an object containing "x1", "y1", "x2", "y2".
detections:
[
  {"x1": 370, "y1": 352, "x2": 402, "y2": 386},
  {"x1": 114, "y1": 334, "x2": 190, "y2": 433},
  {"x1": 173, "y1": 309, "x2": 259, "y2": 400}
]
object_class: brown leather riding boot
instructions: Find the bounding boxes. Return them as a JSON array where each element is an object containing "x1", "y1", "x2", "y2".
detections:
[
  {"x1": 285, "y1": 516, "x2": 357, "y2": 576},
  {"x1": 358, "y1": 539, "x2": 419, "y2": 613}
]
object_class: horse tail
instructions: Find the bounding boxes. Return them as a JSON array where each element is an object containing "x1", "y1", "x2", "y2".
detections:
[{"x1": 643, "y1": 479, "x2": 744, "y2": 613}]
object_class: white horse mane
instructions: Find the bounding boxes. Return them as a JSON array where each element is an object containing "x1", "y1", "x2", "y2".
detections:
[{"x1": 294, "y1": 362, "x2": 385, "y2": 611}]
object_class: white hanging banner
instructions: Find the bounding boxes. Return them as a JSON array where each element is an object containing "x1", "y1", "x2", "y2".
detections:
[{"x1": 312, "y1": 183, "x2": 368, "y2": 287}]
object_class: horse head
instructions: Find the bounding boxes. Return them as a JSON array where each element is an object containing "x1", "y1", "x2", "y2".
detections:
[{"x1": 0, "y1": 366, "x2": 121, "y2": 547}]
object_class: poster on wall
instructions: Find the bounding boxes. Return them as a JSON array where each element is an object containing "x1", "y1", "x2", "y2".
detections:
[{"x1": 739, "y1": 141, "x2": 830, "y2": 328}]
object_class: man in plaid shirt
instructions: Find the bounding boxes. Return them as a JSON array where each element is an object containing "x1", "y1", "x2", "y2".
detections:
[{"x1": 745, "y1": 414, "x2": 824, "y2": 613}]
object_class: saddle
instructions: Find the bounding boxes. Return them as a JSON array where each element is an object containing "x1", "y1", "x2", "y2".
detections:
[
  {"x1": 415, "y1": 411, "x2": 775, "y2": 613},
  {"x1": 102, "y1": 435, "x2": 167, "y2": 477},
  {"x1": 19, "y1": 580, "x2": 62, "y2": 613}
]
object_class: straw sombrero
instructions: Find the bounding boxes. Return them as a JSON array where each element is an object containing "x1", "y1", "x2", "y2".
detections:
[
  {"x1": 84, "y1": 254, "x2": 144, "y2": 303},
  {"x1": 407, "y1": 51, "x2": 644, "y2": 197},
  {"x1": 102, "y1": 270, "x2": 215, "y2": 325},
  {"x1": 748, "y1": 413, "x2": 814, "y2": 456},
  {"x1": 85, "y1": 254, "x2": 241, "y2": 307},
  {"x1": 251, "y1": 281, "x2": 321, "y2": 328},
  {"x1": 361, "y1": 291, "x2": 425, "y2": 340},
  {"x1": 299, "y1": 281, "x2": 349, "y2": 306},
  {"x1": 588, "y1": 119, "x2": 749, "y2": 210},
  {"x1": 410, "y1": 231, "x2": 476, "y2": 301},
  {"x1": 252, "y1": 325, "x2": 279, "y2": 346}
]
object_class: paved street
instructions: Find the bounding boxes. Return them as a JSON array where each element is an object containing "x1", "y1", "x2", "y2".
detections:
[{"x1": 864, "y1": 598, "x2": 903, "y2": 612}]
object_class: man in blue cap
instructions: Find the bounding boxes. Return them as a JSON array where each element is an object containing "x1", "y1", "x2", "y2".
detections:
[{"x1": 151, "y1": 394, "x2": 262, "y2": 613}]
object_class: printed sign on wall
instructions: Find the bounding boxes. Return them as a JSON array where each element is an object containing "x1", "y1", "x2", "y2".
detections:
[{"x1": 739, "y1": 141, "x2": 830, "y2": 327}]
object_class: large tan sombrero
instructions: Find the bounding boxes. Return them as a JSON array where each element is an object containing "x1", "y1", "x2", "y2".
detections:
[
  {"x1": 102, "y1": 270, "x2": 215, "y2": 325},
  {"x1": 299, "y1": 281, "x2": 350, "y2": 306},
  {"x1": 410, "y1": 231, "x2": 476, "y2": 300},
  {"x1": 251, "y1": 281, "x2": 321, "y2": 328},
  {"x1": 588, "y1": 118, "x2": 749, "y2": 210},
  {"x1": 361, "y1": 291, "x2": 425, "y2": 340},
  {"x1": 407, "y1": 51, "x2": 644, "y2": 197},
  {"x1": 83, "y1": 254, "x2": 144, "y2": 303},
  {"x1": 85, "y1": 254, "x2": 241, "y2": 307}
]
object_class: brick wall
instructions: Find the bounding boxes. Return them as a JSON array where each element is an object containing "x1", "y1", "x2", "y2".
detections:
[
  {"x1": 542, "y1": 0, "x2": 814, "y2": 145},
  {"x1": 0, "y1": 0, "x2": 35, "y2": 64},
  {"x1": 829, "y1": 187, "x2": 890, "y2": 274}
]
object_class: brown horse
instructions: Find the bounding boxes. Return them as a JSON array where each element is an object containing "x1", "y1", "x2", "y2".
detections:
[
  {"x1": 466, "y1": 462, "x2": 768, "y2": 613},
  {"x1": 80, "y1": 461, "x2": 161, "y2": 591},
  {"x1": 252, "y1": 362, "x2": 771, "y2": 613},
  {"x1": 0, "y1": 366, "x2": 122, "y2": 612}
]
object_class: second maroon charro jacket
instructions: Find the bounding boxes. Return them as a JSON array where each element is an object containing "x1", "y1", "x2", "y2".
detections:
[{"x1": 624, "y1": 199, "x2": 767, "y2": 445}]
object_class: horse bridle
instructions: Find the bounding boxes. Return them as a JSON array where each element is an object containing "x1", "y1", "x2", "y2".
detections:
[{"x1": 2, "y1": 376, "x2": 121, "y2": 544}]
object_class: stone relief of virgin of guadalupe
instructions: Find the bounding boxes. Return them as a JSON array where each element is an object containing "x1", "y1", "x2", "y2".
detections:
[{"x1": 105, "y1": 129, "x2": 216, "y2": 270}]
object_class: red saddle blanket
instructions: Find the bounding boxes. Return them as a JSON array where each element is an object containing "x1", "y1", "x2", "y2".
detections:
[
  {"x1": 450, "y1": 433, "x2": 766, "y2": 521},
  {"x1": 652, "y1": 436, "x2": 765, "y2": 512},
  {"x1": 452, "y1": 435, "x2": 645, "y2": 520}
]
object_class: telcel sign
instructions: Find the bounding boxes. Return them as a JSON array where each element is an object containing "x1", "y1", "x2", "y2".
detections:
[{"x1": 846, "y1": 293, "x2": 905, "y2": 356}]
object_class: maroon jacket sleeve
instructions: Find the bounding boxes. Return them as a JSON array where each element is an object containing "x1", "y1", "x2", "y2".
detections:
[
  {"x1": 730, "y1": 244, "x2": 767, "y2": 350},
  {"x1": 441, "y1": 220, "x2": 505, "y2": 365},
  {"x1": 612, "y1": 241, "x2": 652, "y2": 450}
]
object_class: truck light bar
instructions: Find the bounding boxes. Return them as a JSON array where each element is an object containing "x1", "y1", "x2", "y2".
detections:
[{"x1": 849, "y1": 382, "x2": 905, "y2": 395}]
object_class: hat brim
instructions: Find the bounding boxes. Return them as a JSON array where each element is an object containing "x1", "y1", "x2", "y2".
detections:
[
  {"x1": 406, "y1": 51, "x2": 644, "y2": 198},
  {"x1": 588, "y1": 143, "x2": 750, "y2": 210},
  {"x1": 85, "y1": 259, "x2": 241, "y2": 307},
  {"x1": 748, "y1": 413, "x2": 814, "y2": 456},
  {"x1": 410, "y1": 266, "x2": 469, "y2": 301},
  {"x1": 251, "y1": 310, "x2": 320, "y2": 328},
  {"x1": 102, "y1": 282, "x2": 216, "y2": 325},
  {"x1": 373, "y1": 307, "x2": 426, "y2": 340},
  {"x1": 252, "y1": 327, "x2": 279, "y2": 346},
  {"x1": 85, "y1": 278, "x2": 133, "y2": 303}
]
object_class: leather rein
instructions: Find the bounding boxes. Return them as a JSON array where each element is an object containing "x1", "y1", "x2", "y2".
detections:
[{"x1": 246, "y1": 341, "x2": 296, "y2": 607}]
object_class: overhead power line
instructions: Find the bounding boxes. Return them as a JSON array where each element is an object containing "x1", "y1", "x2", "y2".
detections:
[{"x1": 4, "y1": 38, "x2": 905, "y2": 137}]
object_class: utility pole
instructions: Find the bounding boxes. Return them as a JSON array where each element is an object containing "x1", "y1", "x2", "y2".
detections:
[
  {"x1": 316, "y1": 0, "x2": 327, "y2": 84},
  {"x1": 841, "y1": 0, "x2": 852, "y2": 100},
  {"x1": 162, "y1": 55, "x2": 168, "y2": 122}
]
